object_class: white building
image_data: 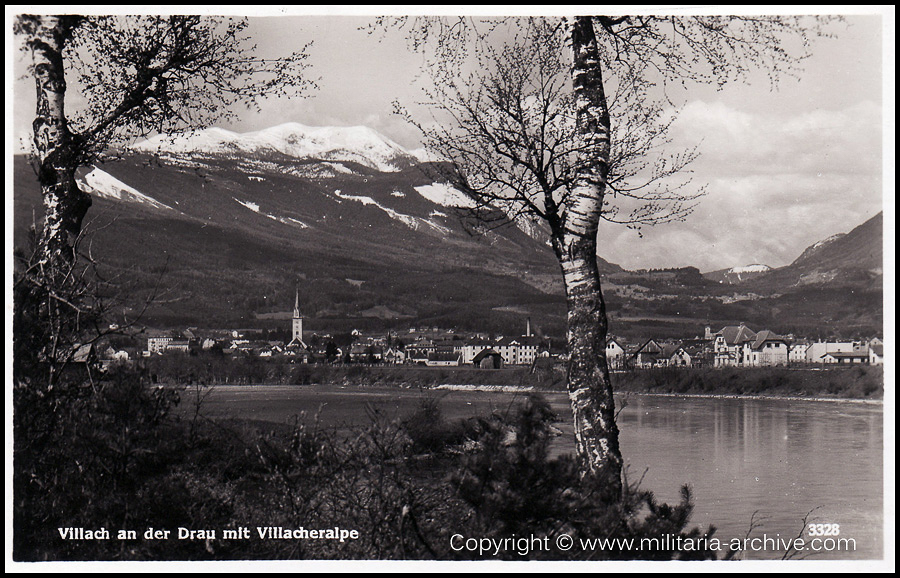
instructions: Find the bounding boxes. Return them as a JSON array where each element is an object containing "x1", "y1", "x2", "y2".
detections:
[
  {"x1": 869, "y1": 343, "x2": 883, "y2": 365},
  {"x1": 713, "y1": 324, "x2": 757, "y2": 367},
  {"x1": 147, "y1": 336, "x2": 173, "y2": 354},
  {"x1": 789, "y1": 342, "x2": 809, "y2": 364},
  {"x1": 805, "y1": 341, "x2": 862, "y2": 364},
  {"x1": 461, "y1": 340, "x2": 494, "y2": 365},
  {"x1": 820, "y1": 348, "x2": 869, "y2": 365},
  {"x1": 494, "y1": 336, "x2": 542, "y2": 366},
  {"x1": 606, "y1": 338, "x2": 626, "y2": 369},
  {"x1": 744, "y1": 330, "x2": 789, "y2": 367}
]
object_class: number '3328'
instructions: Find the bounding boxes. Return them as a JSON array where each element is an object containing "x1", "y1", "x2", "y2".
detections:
[{"x1": 808, "y1": 523, "x2": 840, "y2": 536}]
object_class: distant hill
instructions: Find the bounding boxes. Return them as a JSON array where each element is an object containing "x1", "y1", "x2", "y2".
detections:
[
  {"x1": 747, "y1": 212, "x2": 883, "y2": 291},
  {"x1": 792, "y1": 233, "x2": 847, "y2": 266}
]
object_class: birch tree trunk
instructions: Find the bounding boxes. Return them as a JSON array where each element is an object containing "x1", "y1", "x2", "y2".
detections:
[
  {"x1": 552, "y1": 16, "x2": 623, "y2": 497},
  {"x1": 28, "y1": 15, "x2": 91, "y2": 277}
]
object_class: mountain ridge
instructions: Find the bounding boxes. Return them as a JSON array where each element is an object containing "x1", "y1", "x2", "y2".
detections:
[
  {"x1": 14, "y1": 149, "x2": 574, "y2": 335},
  {"x1": 132, "y1": 123, "x2": 424, "y2": 173},
  {"x1": 744, "y1": 212, "x2": 882, "y2": 291},
  {"x1": 13, "y1": 123, "x2": 883, "y2": 338}
]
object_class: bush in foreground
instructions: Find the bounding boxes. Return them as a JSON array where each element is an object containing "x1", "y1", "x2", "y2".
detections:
[
  {"x1": 15, "y1": 358, "x2": 716, "y2": 561},
  {"x1": 449, "y1": 395, "x2": 718, "y2": 560}
]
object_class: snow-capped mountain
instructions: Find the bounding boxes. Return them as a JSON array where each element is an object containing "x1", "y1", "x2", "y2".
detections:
[
  {"x1": 130, "y1": 123, "x2": 556, "y2": 243},
  {"x1": 14, "y1": 145, "x2": 882, "y2": 337},
  {"x1": 729, "y1": 264, "x2": 771, "y2": 274},
  {"x1": 15, "y1": 118, "x2": 882, "y2": 336},
  {"x1": 76, "y1": 146, "x2": 510, "y2": 245},
  {"x1": 15, "y1": 124, "x2": 565, "y2": 332},
  {"x1": 132, "y1": 123, "x2": 420, "y2": 173},
  {"x1": 703, "y1": 263, "x2": 772, "y2": 284}
]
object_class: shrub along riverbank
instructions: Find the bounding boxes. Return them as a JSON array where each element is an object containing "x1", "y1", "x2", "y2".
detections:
[
  {"x1": 143, "y1": 352, "x2": 883, "y2": 400},
  {"x1": 612, "y1": 366, "x2": 883, "y2": 400}
]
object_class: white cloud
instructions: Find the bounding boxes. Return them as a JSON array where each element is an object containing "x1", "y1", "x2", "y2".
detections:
[
  {"x1": 603, "y1": 100, "x2": 883, "y2": 271},
  {"x1": 670, "y1": 100, "x2": 881, "y2": 176}
]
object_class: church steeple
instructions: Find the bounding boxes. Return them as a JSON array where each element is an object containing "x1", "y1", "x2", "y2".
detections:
[{"x1": 291, "y1": 287, "x2": 303, "y2": 345}]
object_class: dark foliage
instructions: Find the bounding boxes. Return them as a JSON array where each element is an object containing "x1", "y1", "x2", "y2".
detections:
[
  {"x1": 401, "y1": 397, "x2": 473, "y2": 454},
  {"x1": 614, "y1": 366, "x2": 883, "y2": 399},
  {"x1": 450, "y1": 395, "x2": 718, "y2": 560}
]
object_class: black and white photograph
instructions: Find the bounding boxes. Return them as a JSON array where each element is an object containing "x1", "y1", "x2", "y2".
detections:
[{"x1": 6, "y1": 6, "x2": 893, "y2": 571}]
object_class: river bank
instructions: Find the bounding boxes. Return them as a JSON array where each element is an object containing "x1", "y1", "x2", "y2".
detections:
[
  {"x1": 432, "y1": 383, "x2": 883, "y2": 404},
  {"x1": 146, "y1": 352, "x2": 883, "y2": 401}
]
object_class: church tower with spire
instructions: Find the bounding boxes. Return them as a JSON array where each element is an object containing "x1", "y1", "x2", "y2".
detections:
[{"x1": 291, "y1": 288, "x2": 304, "y2": 345}]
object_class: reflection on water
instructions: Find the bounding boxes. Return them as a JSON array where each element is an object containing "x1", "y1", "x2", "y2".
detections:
[{"x1": 546, "y1": 394, "x2": 883, "y2": 560}]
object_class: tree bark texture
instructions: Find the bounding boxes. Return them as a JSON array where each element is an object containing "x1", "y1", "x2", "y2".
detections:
[
  {"x1": 29, "y1": 15, "x2": 91, "y2": 274},
  {"x1": 554, "y1": 16, "x2": 623, "y2": 497}
]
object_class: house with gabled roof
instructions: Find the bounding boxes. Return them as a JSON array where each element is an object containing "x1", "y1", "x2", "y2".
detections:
[
  {"x1": 713, "y1": 324, "x2": 757, "y2": 367},
  {"x1": 606, "y1": 337, "x2": 627, "y2": 369},
  {"x1": 461, "y1": 338, "x2": 494, "y2": 365},
  {"x1": 472, "y1": 348, "x2": 503, "y2": 369},
  {"x1": 869, "y1": 343, "x2": 883, "y2": 365},
  {"x1": 744, "y1": 330, "x2": 789, "y2": 366},
  {"x1": 663, "y1": 343, "x2": 691, "y2": 367},
  {"x1": 383, "y1": 347, "x2": 406, "y2": 365},
  {"x1": 631, "y1": 339, "x2": 665, "y2": 368}
]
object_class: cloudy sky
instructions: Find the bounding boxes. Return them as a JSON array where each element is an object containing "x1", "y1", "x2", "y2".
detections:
[{"x1": 10, "y1": 8, "x2": 890, "y2": 272}]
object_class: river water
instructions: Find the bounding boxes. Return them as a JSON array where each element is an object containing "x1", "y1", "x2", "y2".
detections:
[
  {"x1": 195, "y1": 385, "x2": 884, "y2": 560},
  {"x1": 551, "y1": 393, "x2": 884, "y2": 560}
]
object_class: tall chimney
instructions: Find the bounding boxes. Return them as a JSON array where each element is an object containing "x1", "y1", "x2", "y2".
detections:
[{"x1": 526, "y1": 317, "x2": 532, "y2": 337}]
